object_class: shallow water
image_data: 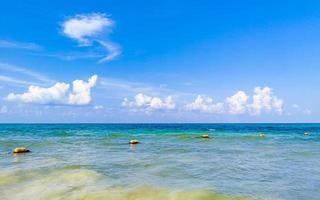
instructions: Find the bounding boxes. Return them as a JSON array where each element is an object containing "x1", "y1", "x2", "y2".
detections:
[{"x1": 0, "y1": 124, "x2": 319, "y2": 200}]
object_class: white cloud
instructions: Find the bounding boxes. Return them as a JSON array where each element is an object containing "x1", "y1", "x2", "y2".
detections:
[
  {"x1": 248, "y1": 86, "x2": 283, "y2": 115},
  {"x1": 0, "y1": 39, "x2": 42, "y2": 50},
  {"x1": 62, "y1": 13, "x2": 112, "y2": 45},
  {"x1": 7, "y1": 82, "x2": 70, "y2": 104},
  {"x1": 226, "y1": 91, "x2": 249, "y2": 114},
  {"x1": 61, "y1": 13, "x2": 120, "y2": 62},
  {"x1": 122, "y1": 93, "x2": 175, "y2": 111},
  {"x1": 150, "y1": 96, "x2": 175, "y2": 109},
  {"x1": 186, "y1": 86, "x2": 283, "y2": 115},
  {"x1": 6, "y1": 75, "x2": 97, "y2": 106},
  {"x1": 68, "y1": 75, "x2": 97, "y2": 105},
  {"x1": 272, "y1": 97, "x2": 283, "y2": 114},
  {"x1": 186, "y1": 95, "x2": 224, "y2": 113}
]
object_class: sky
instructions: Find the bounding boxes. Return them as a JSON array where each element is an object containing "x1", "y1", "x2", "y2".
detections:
[{"x1": 0, "y1": 0, "x2": 319, "y2": 123}]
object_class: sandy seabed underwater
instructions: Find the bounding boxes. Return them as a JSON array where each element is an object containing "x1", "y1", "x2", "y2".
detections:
[{"x1": 0, "y1": 124, "x2": 319, "y2": 200}]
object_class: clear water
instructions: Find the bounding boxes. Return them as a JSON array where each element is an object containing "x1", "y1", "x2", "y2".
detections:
[{"x1": 0, "y1": 124, "x2": 319, "y2": 200}]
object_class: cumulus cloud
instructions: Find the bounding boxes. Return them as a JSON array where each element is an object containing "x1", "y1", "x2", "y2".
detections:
[
  {"x1": 226, "y1": 91, "x2": 249, "y2": 114},
  {"x1": 6, "y1": 75, "x2": 97, "y2": 105},
  {"x1": 7, "y1": 82, "x2": 70, "y2": 104},
  {"x1": 62, "y1": 13, "x2": 112, "y2": 45},
  {"x1": 187, "y1": 86, "x2": 283, "y2": 115},
  {"x1": 68, "y1": 75, "x2": 98, "y2": 105},
  {"x1": 61, "y1": 13, "x2": 120, "y2": 62},
  {"x1": 186, "y1": 95, "x2": 224, "y2": 113},
  {"x1": 122, "y1": 93, "x2": 175, "y2": 111},
  {"x1": 248, "y1": 86, "x2": 283, "y2": 115}
]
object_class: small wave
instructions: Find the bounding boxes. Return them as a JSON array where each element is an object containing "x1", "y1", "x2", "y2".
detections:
[
  {"x1": 82, "y1": 186, "x2": 247, "y2": 200},
  {"x1": 0, "y1": 168, "x2": 247, "y2": 200}
]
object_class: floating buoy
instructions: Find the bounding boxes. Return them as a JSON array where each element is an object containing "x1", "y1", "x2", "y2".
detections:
[
  {"x1": 259, "y1": 133, "x2": 265, "y2": 138},
  {"x1": 13, "y1": 147, "x2": 30, "y2": 154},
  {"x1": 201, "y1": 134, "x2": 209, "y2": 139},
  {"x1": 129, "y1": 139, "x2": 139, "y2": 144},
  {"x1": 304, "y1": 132, "x2": 310, "y2": 136}
]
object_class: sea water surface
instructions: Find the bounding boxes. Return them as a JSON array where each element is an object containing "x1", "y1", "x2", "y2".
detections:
[{"x1": 0, "y1": 124, "x2": 319, "y2": 200}]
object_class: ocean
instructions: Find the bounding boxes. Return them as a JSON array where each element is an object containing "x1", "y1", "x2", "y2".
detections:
[{"x1": 0, "y1": 123, "x2": 319, "y2": 200}]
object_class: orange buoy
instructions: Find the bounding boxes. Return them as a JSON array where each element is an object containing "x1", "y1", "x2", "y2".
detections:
[
  {"x1": 13, "y1": 147, "x2": 30, "y2": 153},
  {"x1": 129, "y1": 139, "x2": 139, "y2": 144}
]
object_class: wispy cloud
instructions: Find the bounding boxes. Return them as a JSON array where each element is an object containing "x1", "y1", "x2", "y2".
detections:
[
  {"x1": 97, "y1": 40, "x2": 121, "y2": 63},
  {"x1": 0, "y1": 39, "x2": 42, "y2": 51},
  {"x1": 99, "y1": 77, "x2": 155, "y2": 94},
  {"x1": 39, "y1": 52, "x2": 104, "y2": 61},
  {"x1": 98, "y1": 77, "x2": 196, "y2": 99},
  {"x1": 61, "y1": 13, "x2": 121, "y2": 62},
  {"x1": 0, "y1": 63, "x2": 55, "y2": 86},
  {"x1": 0, "y1": 75, "x2": 39, "y2": 86}
]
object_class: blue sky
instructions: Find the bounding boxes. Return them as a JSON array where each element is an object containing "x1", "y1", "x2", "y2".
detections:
[{"x1": 0, "y1": 0, "x2": 319, "y2": 122}]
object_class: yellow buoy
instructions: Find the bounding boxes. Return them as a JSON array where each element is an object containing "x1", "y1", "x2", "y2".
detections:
[
  {"x1": 304, "y1": 132, "x2": 310, "y2": 136},
  {"x1": 201, "y1": 134, "x2": 209, "y2": 139},
  {"x1": 259, "y1": 133, "x2": 265, "y2": 138},
  {"x1": 13, "y1": 147, "x2": 30, "y2": 153},
  {"x1": 129, "y1": 139, "x2": 139, "y2": 144}
]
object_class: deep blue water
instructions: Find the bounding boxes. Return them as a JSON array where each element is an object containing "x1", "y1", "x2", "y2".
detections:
[{"x1": 0, "y1": 124, "x2": 319, "y2": 200}]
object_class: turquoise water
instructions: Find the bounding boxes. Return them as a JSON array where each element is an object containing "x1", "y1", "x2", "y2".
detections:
[{"x1": 0, "y1": 124, "x2": 319, "y2": 200}]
